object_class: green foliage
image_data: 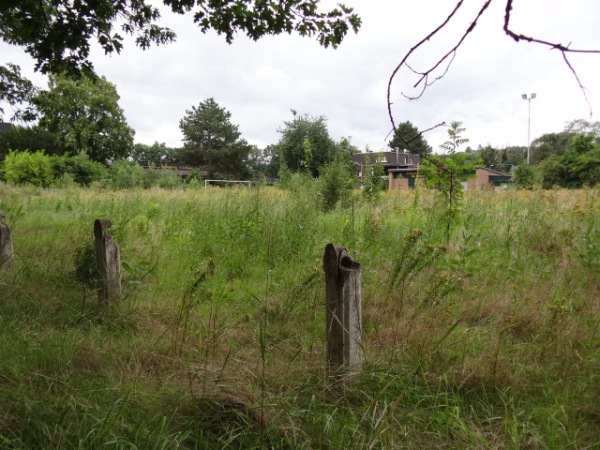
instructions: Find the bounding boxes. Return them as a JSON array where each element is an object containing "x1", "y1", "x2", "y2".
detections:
[
  {"x1": 0, "y1": 1, "x2": 360, "y2": 76},
  {"x1": 361, "y1": 155, "x2": 386, "y2": 199},
  {"x1": 539, "y1": 134, "x2": 600, "y2": 188},
  {"x1": 73, "y1": 240, "x2": 99, "y2": 287},
  {"x1": 302, "y1": 137, "x2": 314, "y2": 173},
  {"x1": 440, "y1": 121, "x2": 469, "y2": 154},
  {"x1": 421, "y1": 146, "x2": 481, "y2": 243},
  {"x1": 528, "y1": 119, "x2": 600, "y2": 166},
  {"x1": 0, "y1": 63, "x2": 38, "y2": 122},
  {"x1": 51, "y1": 153, "x2": 108, "y2": 186},
  {"x1": 178, "y1": 98, "x2": 251, "y2": 180},
  {"x1": 0, "y1": 124, "x2": 68, "y2": 160},
  {"x1": 499, "y1": 145, "x2": 527, "y2": 167},
  {"x1": 318, "y1": 160, "x2": 355, "y2": 211},
  {"x1": 130, "y1": 141, "x2": 179, "y2": 164},
  {"x1": 277, "y1": 113, "x2": 338, "y2": 177},
  {"x1": 1, "y1": 150, "x2": 54, "y2": 186},
  {"x1": 530, "y1": 131, "x2": 575, "y2": 165},
  {"x1": 145, "y1": 168, "x2": 183, "y2": 189},
  {"x1": 248, "y1": 144, "x2": 280, "y2": 180},
  {"x1": 1, "y1": 186, "x2": 600, "y2": 448},
  {"x1": 512, "y1": 163, "x2": 540, "y2": 189},
  {"x1": 107, "y1": 159, "x2": 147, "y2": 189},
  {"x1": 34, "y1": 74, "x2": 134, "y2": 162},
  {"x1": 336, "y1": 136, "x2": 360, "y2": 164},
  {"x1": 277, "y1": 163, "x2": 293, "y2": 186},
  {"x1": 388, "y1": 120, "x2": 432, "y2": 156},
  {"x1": 564, "y1": 119, "x2": 600, "y2": 137}
]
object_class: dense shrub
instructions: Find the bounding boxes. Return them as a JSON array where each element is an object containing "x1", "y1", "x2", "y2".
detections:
[
  {"x1": 1, "y1": 150, "x2": 54, "y2": 186},
  {"x1": 0, "y1": 125, "x2": 68, "y2": 160},
  {"x1": 51, "y1": 153, "x2": 108, "y2": 185},
  {"x1": 318, "y1": 161, "x2": 355, "y2": 211},
  {"x1": 512, "y1": 163, "x2": 541, "y2": 189},
  {"x1": 144, "y1": 168, "x2": 182, "y2": 189},
  {"x1": 107, "y1": 159, "x2": 147, "y2": 189}
]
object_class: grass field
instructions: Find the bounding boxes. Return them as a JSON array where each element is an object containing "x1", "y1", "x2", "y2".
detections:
[{"x1": 1, "y1": 182, "x2": 599, "y2": 449}]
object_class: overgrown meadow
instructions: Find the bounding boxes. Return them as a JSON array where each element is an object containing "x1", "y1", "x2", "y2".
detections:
[{"x1": 1, "y1": 181, "x2": 599, "y2": 449}]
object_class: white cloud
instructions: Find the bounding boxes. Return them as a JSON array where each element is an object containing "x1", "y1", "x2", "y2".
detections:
[{"x1": 2, "y1": 0, "x2": 599, "y2": 154}]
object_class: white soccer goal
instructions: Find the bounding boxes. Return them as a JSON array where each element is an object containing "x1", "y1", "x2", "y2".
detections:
[{"x1": 204, "y1": 179, "x2": 251, "y2": 190}]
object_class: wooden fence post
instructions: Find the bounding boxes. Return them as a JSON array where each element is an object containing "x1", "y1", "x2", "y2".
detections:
[
  {"x1": 94, "y1": 219, "x2": 121, "y2": 303},
  {"x1": 323, "y1": 243, "x2": 363, "y2": 376},
  {"x1": 0, "y1": 211, "x2": 14, "y2": 268}
]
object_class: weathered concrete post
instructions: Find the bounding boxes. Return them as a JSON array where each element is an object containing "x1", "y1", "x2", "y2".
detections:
[
  {"x1": 323, "y1": 243, "x2": 363, "y2": 376},
  {"x1": 0, "y1": 211, "x2": 14, "y2": 268},
  {"x1": 94, "y1": 219, "x2": 121, "y2": 304}
]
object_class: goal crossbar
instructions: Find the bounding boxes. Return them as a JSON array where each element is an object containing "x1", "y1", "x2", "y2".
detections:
[{"x1": 204, "y1": 180, "x2": 251, "y2": 190}]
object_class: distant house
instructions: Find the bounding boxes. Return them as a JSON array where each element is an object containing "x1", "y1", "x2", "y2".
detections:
[
  {"x1": 353, "y1": 150, "x2": 421, "y2": 190},
  {"x1": 463, "y1": 167, "x2": 512, "y2": 191}
]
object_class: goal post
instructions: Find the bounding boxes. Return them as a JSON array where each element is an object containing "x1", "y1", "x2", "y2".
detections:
[{"x1": 204, "y1": 180, "x2": 251, "y2": 190}]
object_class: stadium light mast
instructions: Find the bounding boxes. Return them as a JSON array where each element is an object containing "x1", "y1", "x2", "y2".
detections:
[{"x1": 522, "y1": 93, "x2": 537, "y2": 164}]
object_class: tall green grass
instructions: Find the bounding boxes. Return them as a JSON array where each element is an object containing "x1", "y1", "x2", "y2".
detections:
[{"x1": 0, "y1": 182, "x2": 599, "y2": 448}]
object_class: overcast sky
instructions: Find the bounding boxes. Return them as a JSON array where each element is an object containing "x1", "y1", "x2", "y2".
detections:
[{"x1": 3, "y1": 0, "x2": 600, "y2": 153}]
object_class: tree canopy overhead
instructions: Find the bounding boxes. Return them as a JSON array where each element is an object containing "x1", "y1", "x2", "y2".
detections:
[{"x1": 1, "y1": 0, "x2": 361, "y2": 76}]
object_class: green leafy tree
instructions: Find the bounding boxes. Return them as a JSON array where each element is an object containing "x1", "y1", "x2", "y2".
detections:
[
  {"x1": 539, "y1": 133, "x2": 600, "y2": 188},
  {"x1": 564, "y1": 119, "x2": 600, "y2": 137},
  {"x1": 0, "y1": 63, "x2": 39, "y2": 122},
  {"x1": 473, "y1": 145, "x2": 499, "y2": 168},
  {"x1": 528, "y1": 120, "x2": 599, "y2": 165},
  {"x1": 318, "y1": 160, "x2": 355, "y2": 211},
  {"x1": 418, "y1": 122, "x2": 475, "y2": 243},
  {"x1": 420, "y1": 151, "x2": 481, "y2": 243},
  {"x1": 440, "y1": 121, "x2": 469, "y2": 154},
  {"x1": 337, "y1": 137, "x2": 360, "y2": 165},
  {"x1": 0, "y1": 124, "x2": 68, "y2": 159},
  {"x1": 277, "y1": 113, "x2": 337, "y2": 177},
  {"x1": 388, "y1": 121, "x2": 432, "y2": 156},
  {"x1": 498, "y1": 145, "x2": 527, "y2": 169},
  {"x1": 530, "y1": 132, "x2": 574, "y2": 165},
  {"x1": 512, "y1": 164, "x2": 540, "y2": 189},
  {"x1": 248, "y1": 144, "x2": 280, "y2": 179},
  {"x1": 34, "y1": 74, "x2": 134, "y2": 162},
  {"x1": 0, "y1": 1, "x2": 360, "y2": 76},
  {"x1": 131, "y1": 142, "x2": 178, "y2": 164},
  {"x1": 51, "y1": 153, "x2": 108, "y2": 186},
  {"x1": 178, "y1": 98, "x2": 251, "y2": 179},
  {"x1": 1, "y1": 150, "x2": 54, "y2": 186},
  {"x1": 107, "y1": 159, "x2": 147, "y2": 189},
  {"x1": 362, "y1": 154, "x2": 386, "y2": 200}
]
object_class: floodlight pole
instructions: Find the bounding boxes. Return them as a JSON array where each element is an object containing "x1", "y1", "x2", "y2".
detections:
[{"x1": 522, "y1": 93, "x2": 536, "y2": 165}]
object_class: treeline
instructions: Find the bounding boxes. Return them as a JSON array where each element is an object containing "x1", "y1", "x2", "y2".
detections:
[
  {"x1": 0, "y1": 151, "x2": 185, "y2": 189},
  {"x1": 0, "y1": 73, "x2": 362, "y2": 187},
  {"x1": 1, "y1": 71, "x2": 600, "y2": 190},
  {"x1": 460, "y1": 119, "x2": 600, "y2": 188}
]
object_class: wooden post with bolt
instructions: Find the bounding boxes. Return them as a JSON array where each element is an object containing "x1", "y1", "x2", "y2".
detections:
[
  {"x1": 0, "y1": 211, "x2": 14, "y2": 269},
  {"x1": 323, "y1": 243, "x2": 363, "y2": 377},
  {"x1": 94, "y1": 219, "x2": 121, "y2": 304}
]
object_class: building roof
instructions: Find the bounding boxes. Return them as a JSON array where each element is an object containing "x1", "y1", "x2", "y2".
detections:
[
  {"x1": 477, "y1": 167, "x2": 507, "y2": 176},
  {"x1": 352, "y1": 150, "x2": 420, "y2": 167}
]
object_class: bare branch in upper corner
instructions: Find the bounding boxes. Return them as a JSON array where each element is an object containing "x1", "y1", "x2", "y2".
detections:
[
  {"x1": 387, "y1": 0, "x2": 493, "y2": 135},
  {"x1": 388, "y1": 0, "x2": 600, "y2": 136},
  {"x1": 503, "y1": 0, "x2": 599, "y2": 117}
]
